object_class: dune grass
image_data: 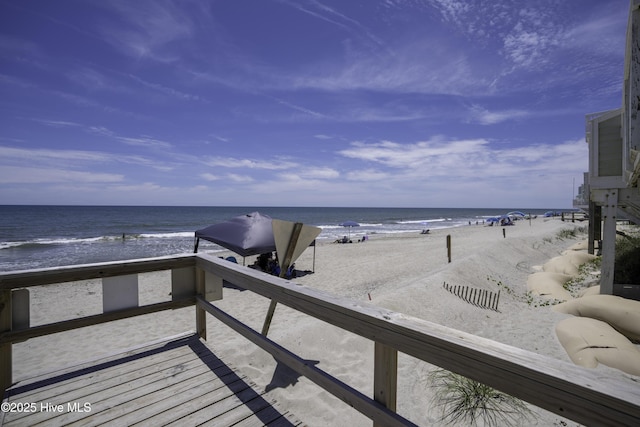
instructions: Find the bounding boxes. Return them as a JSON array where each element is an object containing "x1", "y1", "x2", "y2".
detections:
[{"x1": 428, "y1": 369, "x2": 532, "y2": 426}]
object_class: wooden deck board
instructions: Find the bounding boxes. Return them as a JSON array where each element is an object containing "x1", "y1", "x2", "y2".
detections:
[
  {"x1": 1, "y1": 334, "x2": 303, "y2": 427},
  {"x1": 11, "y1": 346, "x2": 211, "y2": 412},
  {"x1": 6, "y1": 352, "x2": 226, "y2": 425},
  {"x1": 161, "y1": 384, "x2": 272, "y2": 427},
  {"x1": 9, "y1": 332, "x2": 196, "y2": 397},
  {"x1": 111, "y1": 374, "x2": 250, "y2": 427}
]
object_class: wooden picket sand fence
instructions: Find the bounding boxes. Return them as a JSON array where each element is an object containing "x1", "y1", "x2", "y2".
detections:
[
  {"x1": 442, "y1": 282, "x2": 501, "y2": 311},
  {"x1": 1, "y1": 253, "x2": 640, "y2": 426}
]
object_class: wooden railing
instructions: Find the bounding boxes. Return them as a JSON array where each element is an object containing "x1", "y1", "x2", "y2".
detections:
[{"x1": 1, "y1": 254, "x2": 640, "y2": 426}]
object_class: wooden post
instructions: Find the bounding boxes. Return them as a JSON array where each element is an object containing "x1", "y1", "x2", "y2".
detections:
[
  {"x1": 0, "y1": 290, "x2": 11, "y2": 395},
  {"x1": 312, "y1": 240, "x2": 316, "y2": 272},
  {"x1": 502, "y1": 228, "x2": 506, "y2": 238},
  {"x1": 595, "y1": 205, "x2": 602, "y2": 255},
  {"x1": 196, "y1": 268, "x2": 206, "y2": 340},
  {"x1": 262, "y1": 222, "x2": 303, "y2": 336},
  {"x1": 446, "y1": 234, "x2": 451, "y2": 263},
  {"x1": 600, "y1": 191, "x2": 617, "y2": 294},
  {"x1": 373, "y1": 341, "x2": 397, "y2": 427},
  {"x1": 589, "y1": 202, "x2": 602, "y2": 255},
  {"x1": 588, "y1": 201, "x2": 596, "y2": 254}
]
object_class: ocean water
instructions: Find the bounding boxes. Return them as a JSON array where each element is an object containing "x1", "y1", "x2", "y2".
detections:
[{"x1": 0, "y1": 205, "x2": 557, "y2": 272}]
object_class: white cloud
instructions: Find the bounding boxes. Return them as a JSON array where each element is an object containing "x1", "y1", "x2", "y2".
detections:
[
  {"x1": 110, "y1": 182, "x2": 165, "y2": 194},
  {"x1": 422, "y1": 1, "x2": 567, "y2": 72},
  {"x1": 74, "y1": 124, "x2": 175, "y2": 151},
  {"x1": 200, "y1": 173, "x2": 220, "y2": 181},
  {"x1": 117, "y1": 136, "x2": 173, "y2": 149},
  {"x1": 0, "y1": 145, "x2": 174, "y2": 172},
  {"x1": 337, "y1": 106, "x2": 428, "y2": 123},
  {"x1": 291, "y1": 44, "x2": 481, "y2": 95},
  {"x1": 470, "y1": 105, "x2": 530, "y2": 125},
  {"x1": 211, "y1": 135, "x2": 230, "y2": 143},
  {"x1": 32, "y1": 119, "x2": 83, "y2": 128},
  {"x1": 346, "y1": 169, "x2": 388, "y2": 181},
  {"x1": 0, "y1": 145, "x2": 110, "y2": 163},
  {"x1": 339, "y1": 138, "x2": 489, "y2": 169},
  {"x1": 227, "y1": 173, "x2": 254, "y2": 183},
  {"x1": 128, "y1": 73, "x2": 206, "y2": 102},
  {"x1": 337, "y1": 137, "x2": 587, "y2": 183},
  {"x1": 272, "y1": 96, "x2": 327, "y2": 119},
  {"x1": 97, "y1": 0, "x2": 196, "y2": 62},
  {"x1": 67, "y1": 67, "x2": 113, "y2": 92},
  {"x1": 278, "y1": 167, "x2": 340, "y2": 181},
  {"x1": 203, "y1": 156, "x2": 297, "y2": 170},
  {"x1": 277, "y1": 0, "x2": 386, "y2": 52},
  {"x1": 502, "y1": 22, "x2": 559, "y2": 69},
  {"x1": 304, "y1": 167, "x2": 340, "y2": 179},
  {"x1": 427, "y1": 0, "x2": 470, "y2": 24},
  {"x1": 0, "y1": 166, "x2": 123, "y2": 183}
]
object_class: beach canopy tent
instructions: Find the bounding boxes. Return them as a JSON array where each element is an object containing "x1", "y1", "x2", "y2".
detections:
[
  {"x1": 194, "y1": 211, "x2": 317, "y2": 270},
  {"x1": 194, "y1": 212, "x2": 276, "y2": 257}
]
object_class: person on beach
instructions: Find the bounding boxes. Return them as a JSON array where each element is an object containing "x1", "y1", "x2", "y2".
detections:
[{"x1": 255, "y1": 252, "x2": 272, "y2": 272}]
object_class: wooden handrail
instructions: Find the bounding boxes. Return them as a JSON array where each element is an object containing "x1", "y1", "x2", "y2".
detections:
[
  {"x1": 0, "y1": 254, "x2": 196, "y2": 290},
  {"x1": 1, "y1": 254, "x2": 640, "y2": 426},
  {"x1": 194, "y1": 253, "x2": 640, "y2": 426},
  {"x1": 0, "y1": 298, "x2": 194, "y2": 345}
]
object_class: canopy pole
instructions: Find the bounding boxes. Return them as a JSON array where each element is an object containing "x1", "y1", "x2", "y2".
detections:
[
  {"x1": 261, "y1": 300, "x2": 278, "y2": 336},
  {"x1": 193, "y1": 237, "x2": 199, "y2": 253},
  {"x1": 261, "y1": 222, "x2": 303, "y2": 336}
]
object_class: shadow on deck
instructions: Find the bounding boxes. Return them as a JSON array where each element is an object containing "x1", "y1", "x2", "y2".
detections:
[{"x1": 1, "y1": 333, "x2": 303, "y2": 426}]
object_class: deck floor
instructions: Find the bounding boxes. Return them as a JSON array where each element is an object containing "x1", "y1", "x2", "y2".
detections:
[{"x1": 1, "y1": 333, "x2": 303, "y2": 426}]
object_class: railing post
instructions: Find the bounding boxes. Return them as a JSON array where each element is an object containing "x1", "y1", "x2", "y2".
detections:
[
  {"x1": 373, "y1": 342, "x2": 397, "y2": 427},
  {"x1": 196, "y1": 268, "x2": 206, "y2": 340},
  {"x1": 1, "y1": 289, "x2": 12, "y2": 395},
  {"x1": 194, "y1": 265, "x2": 223, "y2": 340}
]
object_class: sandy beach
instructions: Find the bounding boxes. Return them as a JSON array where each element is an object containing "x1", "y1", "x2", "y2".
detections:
[{"x1": 12, "y1": 217, "x2": 639, "y2": 426}]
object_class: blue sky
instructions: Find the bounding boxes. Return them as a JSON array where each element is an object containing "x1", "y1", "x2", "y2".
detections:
[{"x1": 0, "y1": 0, "x2": 629, "y2": 208}]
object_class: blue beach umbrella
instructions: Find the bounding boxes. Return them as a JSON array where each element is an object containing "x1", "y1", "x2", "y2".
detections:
[{"x1": 339, "y1": 221, "x2": 360, "y2": 239}]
